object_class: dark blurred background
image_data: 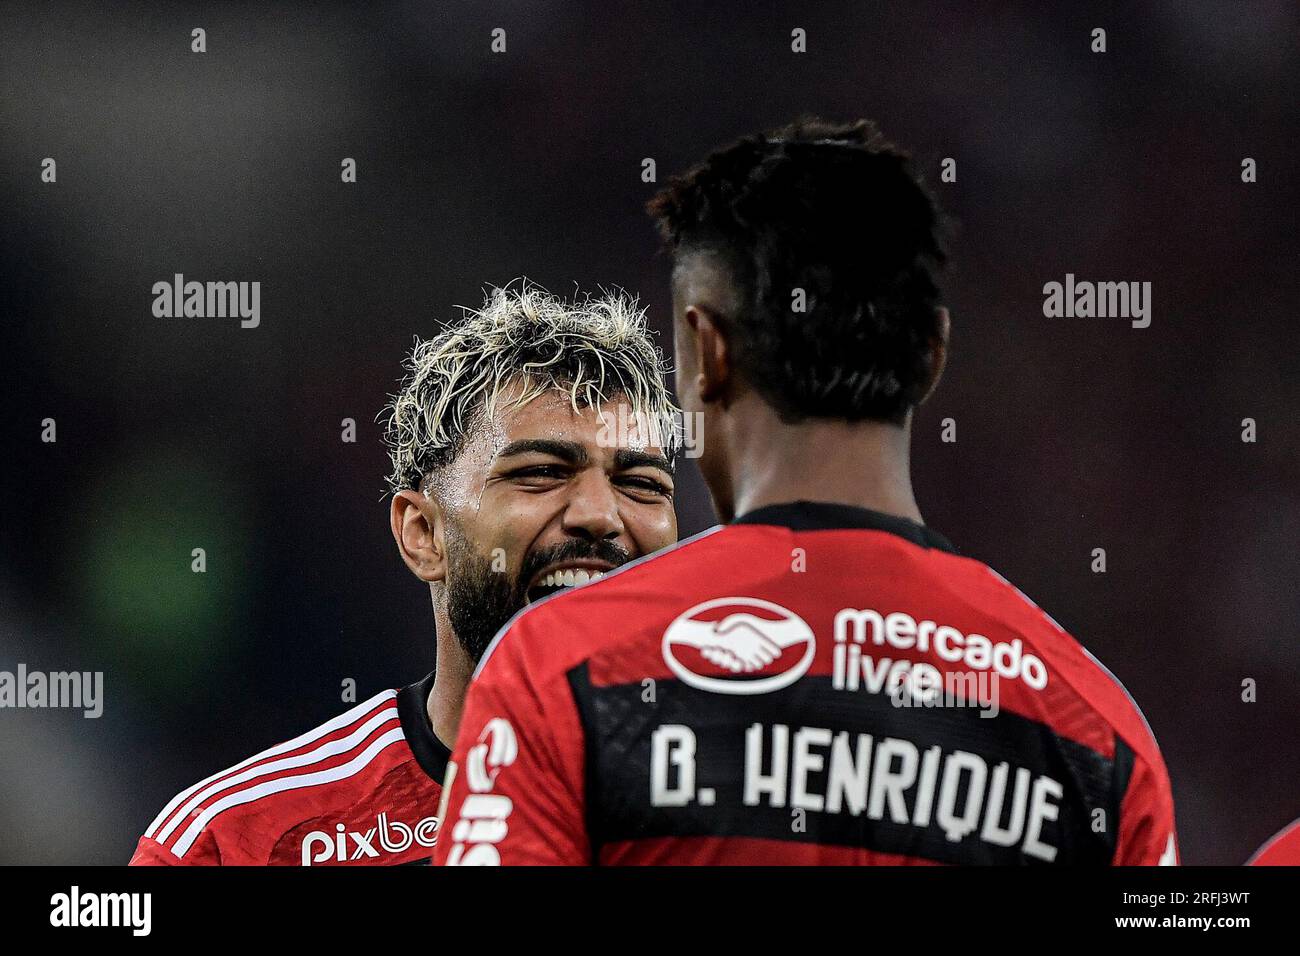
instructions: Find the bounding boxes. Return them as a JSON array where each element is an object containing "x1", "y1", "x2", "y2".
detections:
[{"x1": 1, "y1": 1, "x2": 1296, "y2": 865}]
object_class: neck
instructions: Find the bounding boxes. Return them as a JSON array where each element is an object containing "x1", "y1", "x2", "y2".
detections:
[
  {"x1": 426, "y1": 591, "x2": 474, "y2": 750},
  {"x1": 721, "y1": 396, "x2": 922, "y2": 524}
]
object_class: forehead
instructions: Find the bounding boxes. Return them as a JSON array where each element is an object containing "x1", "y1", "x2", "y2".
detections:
[{"x1": 491, "y1": 390, "x2": 663, "y2": 455}]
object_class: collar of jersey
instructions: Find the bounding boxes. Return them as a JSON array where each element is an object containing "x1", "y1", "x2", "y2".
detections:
[
  {"x1": 397, "y1": 670, "x2": 452, "y2": 784},
  {"x1": 732, "y1": 500, "x2": 957, "y2": 554}
]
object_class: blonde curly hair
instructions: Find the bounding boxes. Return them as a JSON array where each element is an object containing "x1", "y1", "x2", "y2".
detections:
[{"x1": 382, "y1": 282, "x2": 679, "y2": 494}]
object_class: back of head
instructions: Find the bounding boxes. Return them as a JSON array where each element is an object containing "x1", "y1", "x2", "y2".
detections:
[{"x1": 649, "y1": 117, "x2": 947, "y2": 425}]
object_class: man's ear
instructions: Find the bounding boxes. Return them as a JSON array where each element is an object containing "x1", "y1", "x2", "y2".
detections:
[
  {"x1": 917, "y1": 306, "x2": 950, "y2": 405},
  {"x1": 390, "y1": 489, "x2": 447, "y2": 583},
  {"x1": 685, "y1": 304, "x2": 732, "y2": 404}
]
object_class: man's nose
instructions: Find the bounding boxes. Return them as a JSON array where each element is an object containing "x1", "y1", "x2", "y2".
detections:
[{"x1": 561, "y1": 472, "x2": 626, "y2": 542}]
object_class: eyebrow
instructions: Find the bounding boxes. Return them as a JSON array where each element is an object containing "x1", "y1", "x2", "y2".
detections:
[
  {"x1": 496, "y1": 439, "x2": 674, "y2": 477},
  {"x1": 614, "y1": 448, "x2": 675, "y2": 478},
  {"x1": 497, "y1": 439, "x2": 589, "y2": 465}
]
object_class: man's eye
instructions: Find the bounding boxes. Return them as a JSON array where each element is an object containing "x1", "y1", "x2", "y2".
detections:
[
  {"x1": 511, "y1": 465, "x2": 568, "y2": 481},
  {"x1": 618, "y1": 476, "x2": 673, "y2": 498}
]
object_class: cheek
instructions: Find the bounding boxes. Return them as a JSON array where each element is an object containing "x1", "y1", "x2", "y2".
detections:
[
  {"x1": 482, "y1": 496, "x2": 554, "y2": 568},
  {"x1": 627, "y1": 503, "x2": 678, "y2": 553}
]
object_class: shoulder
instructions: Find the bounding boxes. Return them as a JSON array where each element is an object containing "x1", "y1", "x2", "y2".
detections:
[
  {"x1": 965, "y1": 560, "x2": 1170, "y2": 771},
  {"x1": 1248, "y1": 818, "x2": 1300, "y2": 865},
  {"x1": 135, "y1": 689, "x2": 432, "y2": 865}
]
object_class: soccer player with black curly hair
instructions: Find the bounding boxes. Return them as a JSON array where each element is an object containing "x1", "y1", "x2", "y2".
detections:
[{"x1": 435, "y1": 119, "x2": 1178, "y2": 866}]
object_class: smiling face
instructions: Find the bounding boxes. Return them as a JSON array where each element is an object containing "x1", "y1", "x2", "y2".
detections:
[{"x1": 427, "y1": 384, "x2": 677, "y2": 661}]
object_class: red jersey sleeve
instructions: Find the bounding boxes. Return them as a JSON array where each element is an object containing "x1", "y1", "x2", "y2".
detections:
[
  {"x1": 129, "y1": 834, "x2": 216, "y2": 866},
  {"x1": 433, "y1": 614, "x2": 590, "y2": 866},
  {"x1": 1114, "y1": 751, "x2": 1179, "y2": 865},
  {"x1": 129, "y1": 836, "x2": 182, "y2": 866}
]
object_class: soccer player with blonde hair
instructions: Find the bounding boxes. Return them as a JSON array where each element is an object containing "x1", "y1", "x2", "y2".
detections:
[{"x1": 131, "y1": 284, "x2": 680, "y2": 865}]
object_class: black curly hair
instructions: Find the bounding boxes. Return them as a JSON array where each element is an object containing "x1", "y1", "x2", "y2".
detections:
[{"x1": 648, "y1": 117, "x2": 947, "y2": 425}]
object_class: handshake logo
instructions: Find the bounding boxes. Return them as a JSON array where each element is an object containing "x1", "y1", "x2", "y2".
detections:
[
  {"x1": 662, "y1": 598, "x2": 817, "y2": 695},
  {"x1": 300, "y1": 811, "x2": 439, "y2": 866}
]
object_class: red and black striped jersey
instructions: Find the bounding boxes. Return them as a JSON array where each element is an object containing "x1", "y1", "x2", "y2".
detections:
[
  {"x1": 434, "y1": 501, "x2": 1179, "y2": 866},
  {"x1": 131, "y1": 673, "x2": 449, "y2": 865}
]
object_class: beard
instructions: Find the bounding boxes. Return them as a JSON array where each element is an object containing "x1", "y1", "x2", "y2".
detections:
[{"x1": 443, "y1": 525, "x2": 632, "y2": 664}]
